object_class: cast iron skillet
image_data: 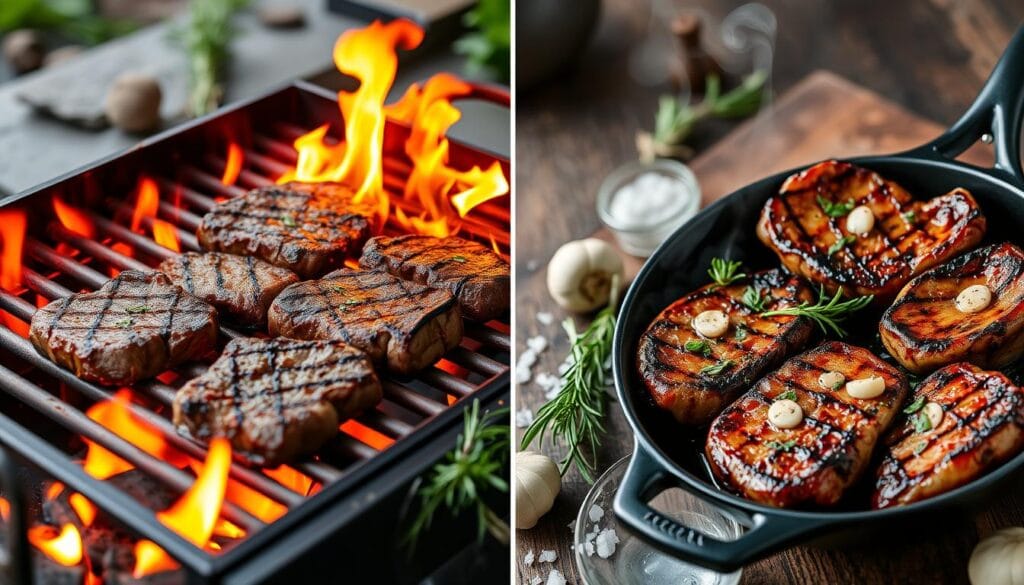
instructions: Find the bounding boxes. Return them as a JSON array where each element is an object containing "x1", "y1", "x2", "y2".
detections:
[{"x1": 612, "y1": 26, "x2": 1024, "y2": 572}]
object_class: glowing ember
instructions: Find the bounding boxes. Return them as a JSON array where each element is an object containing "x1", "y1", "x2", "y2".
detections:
[
  {"x1": 69, "y1": 493, "x2": 97, "y2": 527},
  {"x1": 133, "y1": 438, "x2": 233, "y2": 578},
  {"x1": 0, "y1": 209, "x2": 26, "y2": 291},
  {"x1": 340, "y1": 420, "x2": 394, "y2": 451},
  {"x1": 28, "y1": 524, "x2": 83, "y2": 567},
  {"x1": 152, "y1": 220, "x2": 181, "y2": 252},
  {"x1": 53, "y1": 197, "x2": 96, "y2": 239},
  {"x1": 0, "y1": 496, "x2": 9, "y2": 521},
  {"x1": 221, "y1": 142, "x2": 244, "y2": 186}
]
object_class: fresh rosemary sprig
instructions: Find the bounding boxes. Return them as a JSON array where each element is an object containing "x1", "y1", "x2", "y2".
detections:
[
  {"x1": 708, "y1": 258, "x2": 746, "y2": 287},
  {"x1": 817, "y1": 195, "x2": 855, "y2": 218},
  {"x1": 760, "y1": 286, "x2": 873, "y2": 338},
  {"x1": 742, "y1": 285, "x2": 769, "y2": 312},
  {"x1": 175, "y1": 0, "x2": 249, "y2": 116},
  {"x1": 404, "y1": 400, "x2": 509, "y2": 553},
  {"x1": 520, "y1": 282, "x2": 619, "y2": 483}
]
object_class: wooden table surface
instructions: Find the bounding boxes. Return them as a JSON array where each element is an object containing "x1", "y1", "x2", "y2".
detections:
[{"x1": 515, "y1": 1, "x2": 1024, "y2": 584}]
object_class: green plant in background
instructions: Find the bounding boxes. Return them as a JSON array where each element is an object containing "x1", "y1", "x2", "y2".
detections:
[
  {"x1": 174, "y1": 0, "x2": 248, "y2": 117},
  {"x1": 404, "y1": 400, "x2": 510, "y2": 554},
  {"x1": 455, "y1": 0, "x2": 510, "y2": 82},
  {"x1": 0, "y1": 0, "x2": 136, "y2": 45}
]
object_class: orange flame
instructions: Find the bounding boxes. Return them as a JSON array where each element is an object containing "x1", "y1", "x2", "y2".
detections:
[
  {"x1": 133, "y1": 438, "x2": 233, "y2": 578},
  {"x1": 340, "y1": 420, "x2": 394, "y2": 451},
  {"x1": 278, "y1": 19, "x2": 424, "y2": 229},
  {"x1": 152, "y1": 220, "x2": 180, "y2": 252},
  {"x1": 131, "y1": 178, "x2": 159, "y2": 234},
  {"x1": 83, "y1": 390, "x2": 187, "y2": 480},
  {"x1": 53, "y1": 197, "x2": 96, "y2": 239},
  {"x1": 28, "y1": 524, "x2": 83, "y2": 567},
  {"x1": 221, "y1": 142, "x2": 244, "y2": 186},
  {"x1": 0, "y1": 210, "x2": 26, "y2": 291}
]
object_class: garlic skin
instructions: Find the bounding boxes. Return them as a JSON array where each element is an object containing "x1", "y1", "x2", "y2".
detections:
[
  {"x1": 546, "y1": 238, "x2": 624, "y2": 312},
  {"x1": 969, "y1": 527, "x2": 1024, "y2": 585},
  {"x1": 516, "y1": 451, "x2": 561, "y2": 529}
]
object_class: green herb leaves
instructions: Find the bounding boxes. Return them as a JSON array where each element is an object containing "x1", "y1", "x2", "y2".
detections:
[
  {"x1": 700, "y1": 359, "x2": 735, "y2": 376},
  {"x1": 816, "y1": 195, "x2": 855, "y2": 218},
  {"x1": 903, "y1": 396, "x2": 925, "y2": 414},
  {"x1": 902, "y1": 210, "x2": 917, "y2": 223},
  {"x1": 708, "y1": 258, "x2": 746, "y2": 287},
  {"x1": 760, "y1": 286, "x2": 873, "y2": 338},
  {"x1": 766, "y1": 439, "x2": 797, "y2": 452},
  {"x1": 777, "y1": 390, "x2": 797, "y2": 402},
  {"x1": 828, "y1": 235, "x2": 857, "y2": 256},
  {"x1": 280, "y1": 214, "x2": 297, "y2": 227},
  {"x1": 114, "y1": 318, "x2": 133, "y2": 328},
  {"x1": 742, "y1": 286, "x2": 769, "y2": 312},
  {"x1": 451, "y1": 255, "x2": 468, "y2": 263},
  {"x1": 125, "y1": 305, "x2": 150, "y2": 314},
  {"x1": 911, "y1": 412, "x2": 933, "y2": 433},
  {"x1": 684, "y1": 339, "x2": 712, "y2": 356}
]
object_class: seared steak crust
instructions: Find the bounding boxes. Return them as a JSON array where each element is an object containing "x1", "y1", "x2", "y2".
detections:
[
  {"x1": 158, "y1": 252, "x2": 298, "y2": 326},
  {"x1": 637, "y1": 269, "x2": 815, "y2": 425},
  {"x1": 173, "y1": 337, "x2": 381, "y2": 466},
  {"x1": 706, "y1": 342, "x2": 907, "y2": 508},
  {"x1": 196, "y1": 182, "x2": 373, "y2": 278},
  {"x1": 268, "y1": 269, "x2": 462, "y2": 374},
  {"x1": 30, "y1": 270, "x2": 218, "y2": 385},
  {"x1": 359, "y1": 235, "x2": 509, "y2": 321},
  {"x1": 879, "y1": 242, "x2": 1024, "y2": 373},
  {"x1": 874, "y1": 364, "x2": 1024, "y2": 508},
  {"x1": 756, "y1": 160, "x2": 986, "y2": 300}
]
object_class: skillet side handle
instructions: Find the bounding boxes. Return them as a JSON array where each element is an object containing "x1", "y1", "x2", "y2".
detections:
[
  {"x1": 612, "y1": 443, "x2": 819, "y2": 573},
  {"x1": 915, "y1": 25, "x2": 1024, "y2": 187}
]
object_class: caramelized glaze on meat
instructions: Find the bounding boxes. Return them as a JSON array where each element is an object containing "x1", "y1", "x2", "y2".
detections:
[
  {"x1": 873, "y1": 364, "x2": 1024, "y2": 508},
  {"x1": 880, "y1": 242, "x2": 1024, "y2": 373},
  {"x1": 706, "y1": 342, "x2": 908, "y2": 508},
  {"x1": 756, "y1": 160, "x2": 986, "y2": 300}
]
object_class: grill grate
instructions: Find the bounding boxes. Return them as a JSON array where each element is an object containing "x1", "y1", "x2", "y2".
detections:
[{"x1": 0, "y1": 81, "x2": 510, "y2": 582}]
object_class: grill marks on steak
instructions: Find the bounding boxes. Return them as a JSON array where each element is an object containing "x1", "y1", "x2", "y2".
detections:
[
  {"x1": 29, "y1": 270, "x2": 218, "y2": 385},
  {"x1": 706, "y1": 342, "x2": 908, "y2": 508},
  {"x1": 268, "y1": 269, "x2": 463, "y2": 374},
  {"x1": 880, "y1": 242, "x2": 1024, "y2": 374},
  {"x1": 196, "y1": 182, "x2": 373, "y2": 278},
  {"x1": 359, "y1": 235, "x2": 509, "y2": 321},
  {"x1": 637, "y1": 269, "x2": 815, "y2": 425},
  {"x1": 873, "y1": 364, "x2": 1024, "y2": 508},
  {"x1": 756, "y1": 160, "x2": 986, "y2": 300},
  {"x1": 158, "y1": 252, "x2": 298, "y2": 327},
  {"x1": 173, "y1": 337, "x2": 382, "y2": 466}
]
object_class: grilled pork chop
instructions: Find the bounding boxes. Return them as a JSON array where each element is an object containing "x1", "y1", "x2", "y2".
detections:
[
  {"x1": 359, "y1": 235, "x2": 509, "y2": 321},
  {"x1": 30, "y1": 270, "x2": 218, "y2": 385},
  {"x1": 268, "y1": 269, "x2": 462, "y2": 374},
  {"x1": 757, "y1": 160, "x2": 986, "y2": 300},
  {"x1": 706, "y1": 342, "x2": 908, "y2": 508},
  {"x1": 873, "y1": 363, "x2": 1024, "y2": 508},
  {"x1": 173, "y1": 337, "x2": 381, "y2": 466},
  {"x1": 880, "y1": 242, "x2": 1024, "y2": 374},
  {"x1": 196, "y1": 182, "x2": 374, "y2": 278},
  {"x1": 637, "y1": 269, "x2": 815, "y2": 425},
  {"x1": 158, "y1": 252, "x2": 298, "y2": 327}
]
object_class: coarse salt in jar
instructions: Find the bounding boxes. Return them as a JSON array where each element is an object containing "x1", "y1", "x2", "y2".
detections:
[{"x1": 597, "y1": 159, "x2": 701, "y2": 257}]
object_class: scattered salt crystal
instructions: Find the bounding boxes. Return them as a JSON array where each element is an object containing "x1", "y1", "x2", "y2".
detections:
[
  {"x1": 527, "y1": 259, "x2": 540, "y2": 272},
  {"x1": 531, "y1": 577, "x2": 543, "y2": 585},
  {"x1": 588, "y1": 504, "x2": 604, "y2": 522},
  {"x1": 585, "y1": 530, "x2": 597, "y2": 543},
  {"x1": 584, "y1": 541, "x2": 595, "y2": 556},
  {"x1": 546, "y1": 569, "x2": 567, "y2": 585},
  {"x1": 523, "y1": 549, "x2": 535, "y2": 566},
  {"x1": 515, "y1": 364, "x2": 533, "y2": 384},
  {"x1": 595, "y1": 528, "x2": 620, "y2": 559},
  {"x1": 516, "y1": 408, "x2": 534, "y2": 428},
  {"x1": 536, "y1": 311, "x2": 554, "y2": 326},
  {"x1": 527, "y1": 335, "x2": 549, "y2": 353},
  {"x1": 519, "y1": 349, "x2": 538, "y2": 369},
  {"x1": 608, "y1": 172, "x2": 689, "y2": 230},
  {"x1": 535, "y1": 372, "x2": 561, "y2": 398},
  {"x1": 538, "y1": 549, "x2": 557, "y2": 563}
]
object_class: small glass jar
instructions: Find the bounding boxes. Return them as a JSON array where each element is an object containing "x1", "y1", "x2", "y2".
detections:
[
  {"x1": 574, "y1": 456, "x2": 742, "y2": 585},
  {"x1": 597, "y1": 159, "x2": 701, "y2": 258}
]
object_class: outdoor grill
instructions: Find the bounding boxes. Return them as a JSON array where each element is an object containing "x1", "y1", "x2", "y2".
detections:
[{"x1": 0, "y1": 80, "x2": 511, "y2": 584}]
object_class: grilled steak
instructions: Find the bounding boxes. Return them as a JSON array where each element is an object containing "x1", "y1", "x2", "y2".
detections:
[
  {"x1": 196, "y1": 182, "x2": 374, "y2": 278},
  {"x1": 880, "y1": 242, "x2": 1024, "y2": 374},
  {"x1": 158, "y1": 252, "x2": 299, "y2": 327},
  {"x1": 30, "y1": 270, "x2": 218, "y2": 385},
  {"x1": 873, "y1": 363, "x2": 1024, "y2": 508},
  {"x1": 359, "y1": 235, "x2": 509, "y2": 321},
  {"x1": 268, "y1": 269, "x2": 462, "y2": 374},
  {"x1": 173, "y1": 337, "x2": 381, "y2": 466},
  {"x1": 756, "y1": 160, "x2": 986, "y2": 300},
  {"x1": 706, "y1": 342, "x2": 908, "y2": 508},
  {"x1": 637, "y1": 269, "x2": 815, "y2": 425}
]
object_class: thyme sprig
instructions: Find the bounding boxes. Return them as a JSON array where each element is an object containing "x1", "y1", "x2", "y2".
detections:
[
  {"x1": 520, "y1": 278, "x2": 620, "y2": 483},
  {"x1": 708, "y1": 258, "x2": 746, "y2": 287},
  {"x1": 760, "y1": 286, "x2": 873, "y2": 338},
  {"x1": 404, "y1": 400, "x2": 509, "y2": 553},
  {"x1": 175, "y1": 0, "x2": 249, "y2": 116}
]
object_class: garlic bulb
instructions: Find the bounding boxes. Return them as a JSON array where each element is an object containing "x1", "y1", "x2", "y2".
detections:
[
  {"x1": 516, "y1": 451, "x2": 561, "y2": 529},
  {"x1": 969, "y1": 527, "x2": 1024, "y2": 585},
  {"x1": 546, "y1": 238, "x2": 624, "y2": 312}
]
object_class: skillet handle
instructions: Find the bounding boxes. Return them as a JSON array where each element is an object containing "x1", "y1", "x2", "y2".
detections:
[
  {"x1": 909, "y1": 25, "x2": 1024, "y2": 188},
  {"x1": 613, "y1": 442, "x2": 821, "y2": 572}
]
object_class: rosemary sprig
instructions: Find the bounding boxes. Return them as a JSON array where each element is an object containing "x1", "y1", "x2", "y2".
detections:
[
  {"x1": 520, "y1": 280, "x2": 619, "y2": 483},
  {"x1": 175, "y1": 0, "x2": 249, "y2": 116},
  {"x1": 760, "y1": 286, "x2": 873, "y2": 338},
  {"x1": 816, "y1": 195, "x2": 855, "y2": 218},
  {"x1": 404, "y1": 400, "x2": 509, "y2": 553},
  {"x1": 742, "y1": 286, "x2": 769, "y2": 312},
  {"x1": 708, "y1": 258, "x2": 746, "y2": 287}
]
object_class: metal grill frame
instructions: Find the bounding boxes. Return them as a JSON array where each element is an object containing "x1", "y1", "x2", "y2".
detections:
[{"x1": 0, "y1": 79, "x2": 511, "y2": 584}]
